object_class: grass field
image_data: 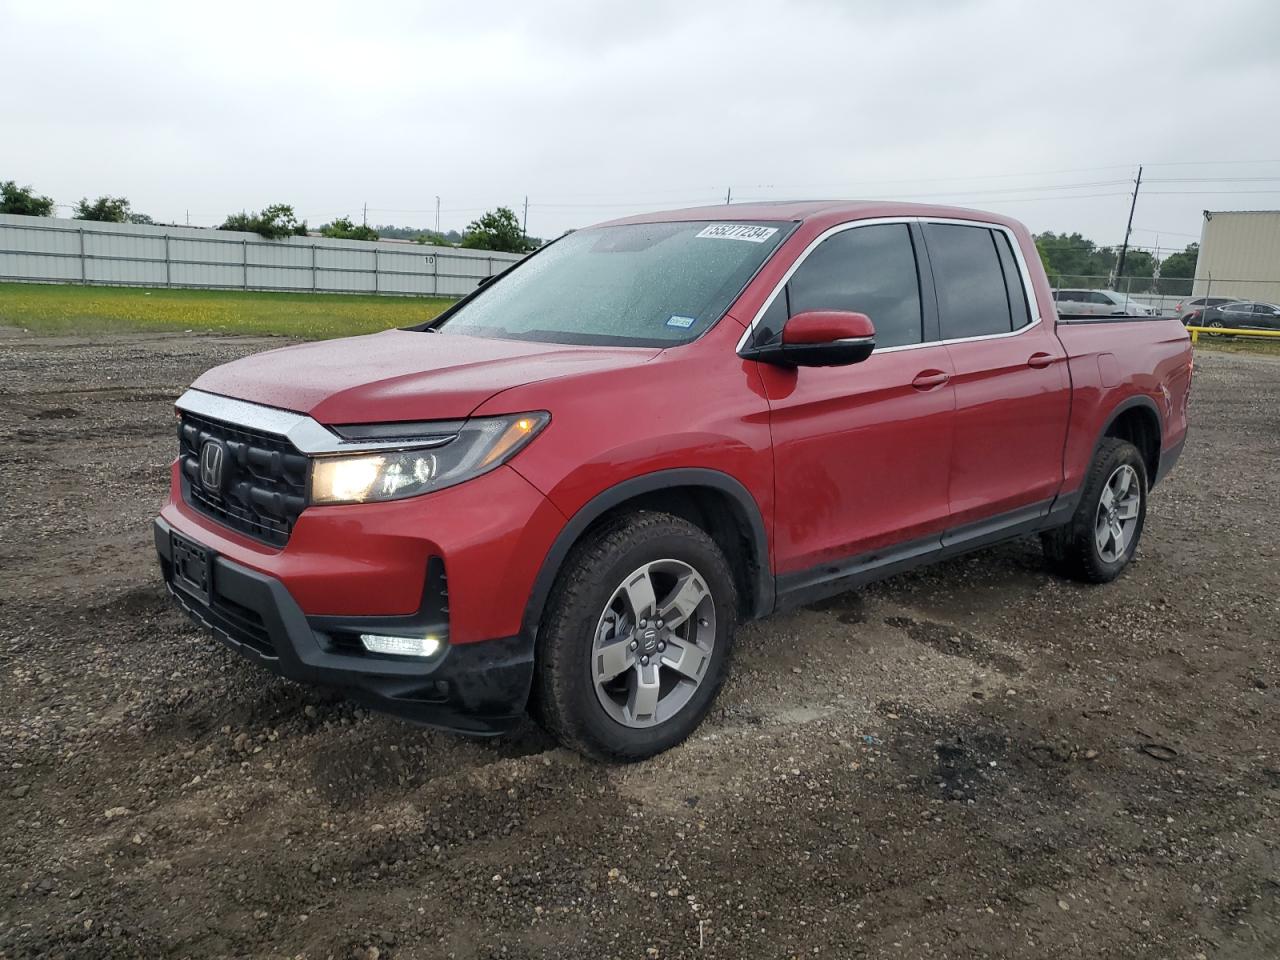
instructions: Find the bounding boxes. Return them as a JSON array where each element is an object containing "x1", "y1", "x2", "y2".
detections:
[
  {"x1": 0, "y1": 283, "x2": 454, "y2": 339},
  {"x1": 4, "y1": 282, "x2": 1280, "y2": 357}
]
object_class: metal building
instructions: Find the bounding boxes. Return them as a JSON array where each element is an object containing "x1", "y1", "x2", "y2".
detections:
[{"x1": 1193, "y1": 210, "x2": 1280, "y2": 303}]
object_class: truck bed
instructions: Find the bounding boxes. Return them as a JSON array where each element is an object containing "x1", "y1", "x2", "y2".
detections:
[{"x1": 1053, "y1": 315, "x2": 1193, "y2": 492}]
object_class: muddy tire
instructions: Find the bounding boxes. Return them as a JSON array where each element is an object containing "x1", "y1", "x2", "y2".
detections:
[
  {"x1": 1042, "y1": 437, "x2": 1148, "y2": 583},
  {"x1": 532, "y1": 511, "x2": 737, "y2": 762}
]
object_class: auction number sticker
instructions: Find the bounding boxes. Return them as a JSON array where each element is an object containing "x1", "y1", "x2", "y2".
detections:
[{"x1": 695, "y1": 224, "x2": 779, "y2": 243}]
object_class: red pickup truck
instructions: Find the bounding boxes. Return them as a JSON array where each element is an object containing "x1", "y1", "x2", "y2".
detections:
[{"x1": 155, "y1": 201, "x2": 1192, "y2": 761}]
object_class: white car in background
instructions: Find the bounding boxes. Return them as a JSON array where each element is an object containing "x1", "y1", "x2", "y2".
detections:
[{"x1": 1053, "y1": 289, "x2": 1158, "y2": 317}]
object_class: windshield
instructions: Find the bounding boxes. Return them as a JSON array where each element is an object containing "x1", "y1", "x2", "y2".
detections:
[{"x1": 435, "y1": 220, "x2": 791, "y2": 346}]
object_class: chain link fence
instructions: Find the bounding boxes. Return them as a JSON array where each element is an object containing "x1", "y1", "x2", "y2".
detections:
[{"x1": 1051, "y1": 275, "x2": 1280, "y2": 315}]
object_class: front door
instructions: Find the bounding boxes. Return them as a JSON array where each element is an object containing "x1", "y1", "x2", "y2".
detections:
[{"x1": 752, "y1": 221, "x2": 956, "y2": 576}]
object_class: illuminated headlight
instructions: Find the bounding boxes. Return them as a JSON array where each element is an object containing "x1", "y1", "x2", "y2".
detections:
[
  {"x1": 359, "y1": 633, "x2": 442, "y2": 658},
  {"x1": 310, "y1": 412, "x2": 549, "y2": 504}
]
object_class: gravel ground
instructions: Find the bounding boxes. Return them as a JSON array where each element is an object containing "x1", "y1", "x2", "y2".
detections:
[{"x1": 0, "y1": 330, "x2": 1277, "y2": 960}]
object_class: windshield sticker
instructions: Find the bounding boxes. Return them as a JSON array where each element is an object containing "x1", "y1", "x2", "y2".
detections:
[
  {"x1": 695, "y1": 224, "x2": 779, "y2": 243},
  {"x1": 666, "y1": 315, "x2": 696, "y2": 328}
]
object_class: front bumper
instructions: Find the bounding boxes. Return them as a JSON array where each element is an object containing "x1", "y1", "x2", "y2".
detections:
[{"x1": 155, "y1": 517, "x2": 533, "y2": 734}]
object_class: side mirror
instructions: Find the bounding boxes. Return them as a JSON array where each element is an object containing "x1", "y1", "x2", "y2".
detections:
[{"x1": 742, "y1": 310, "x2": 876, "y2": 367}]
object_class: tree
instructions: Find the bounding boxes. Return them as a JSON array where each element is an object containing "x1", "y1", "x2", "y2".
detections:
[
  {"x1": 1034, "y1": 236, "x2": 1062, "y2": 287},
  {"x1": 319, "y1": 216, "x2": 378, "y2": 241},
  {"x1": 376, "y1": 224, "x2": 464, "y2": 243},
  {"x1": 1, "y1": 180, "x2": 55, "y2": 217},
  {"x1": 219, "y1": 204, "x2": 308, "y2": 239},
  {"x1": 1160, "y1": 243, "x2": 1198, "y2": 281},
  {"x1": 461, "y1": 206, "x2": 535, "y2": 253},
  {"x1": 1034, "y1": 231, "x2": 1115, "y2": 285},
  {"x1": 74, "y1": 195, "x2": 134, "y2": 223},
  {"x1": 413, "y1": 229, "x2": 455, "y2": 247},
  {"x1": 1116, "y1": 249, "x2": 1156, "y2": 292}
]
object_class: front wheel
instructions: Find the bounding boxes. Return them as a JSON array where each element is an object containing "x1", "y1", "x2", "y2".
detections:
[
  {"x1": 1042, "y1": 437, "x2": 1148, "y2": 583},
  {"x1": 533, "y1": 511, "x2": 738, "y2": 761}
]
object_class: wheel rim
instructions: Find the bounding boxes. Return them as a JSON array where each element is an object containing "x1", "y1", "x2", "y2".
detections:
[
  {"x1": 1094, "y1": 464, "x2": 1141, "y2": 563},
  {"x1": 591, "y1": 559, "x2": 717, "y2": 729}
]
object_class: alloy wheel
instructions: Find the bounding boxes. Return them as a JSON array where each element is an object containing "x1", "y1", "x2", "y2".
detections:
[
  {"x1": 1094, "y1": 464, "x2": 1141, "y2": 563},
  {"x1": 590, "y1": 559, "x2": 717, "y2": 728}
]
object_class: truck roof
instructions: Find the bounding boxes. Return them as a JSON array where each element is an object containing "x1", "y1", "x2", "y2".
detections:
[{"x1": 600, "y1": 199, "x2": 1029, "y2": 233}]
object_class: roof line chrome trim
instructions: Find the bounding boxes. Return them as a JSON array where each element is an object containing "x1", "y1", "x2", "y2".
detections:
[
  {"x1": 735, "y1": 215, "x2": 1043, "y2": 353},
  {"x1": 174, "y1": 390, "x2": 457, "y2": 455}
]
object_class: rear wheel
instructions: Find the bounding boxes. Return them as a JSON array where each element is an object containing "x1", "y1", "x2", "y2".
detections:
[
  {"x1": 1042, "y1": 438, "x2": 1147, "y2": 583},
  {"x1": 533, "y1": 511, "x2": 737, "y2": 761}
]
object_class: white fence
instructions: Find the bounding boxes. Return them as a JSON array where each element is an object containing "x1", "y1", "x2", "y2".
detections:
[{"x1": 0, "y1": 213, "x2": 525, "y2": 297}]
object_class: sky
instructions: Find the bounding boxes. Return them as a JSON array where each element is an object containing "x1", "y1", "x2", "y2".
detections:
[{"x1": 3, "y1": 0, "x2": 1279, "y2": 255}]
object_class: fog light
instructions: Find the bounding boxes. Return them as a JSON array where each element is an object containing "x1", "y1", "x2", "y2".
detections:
[{"x1": 359, "y1": 634, "x2": 442, "y2": 658}]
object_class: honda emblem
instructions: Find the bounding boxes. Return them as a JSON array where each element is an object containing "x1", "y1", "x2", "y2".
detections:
[{"x1": 199, "y1": 440, "x2": 226, "y2": 493}]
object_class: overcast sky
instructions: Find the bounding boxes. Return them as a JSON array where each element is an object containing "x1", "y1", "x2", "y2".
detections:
[{"x1": 3, "y1": 0, "x2": 1278, "y2": 252}]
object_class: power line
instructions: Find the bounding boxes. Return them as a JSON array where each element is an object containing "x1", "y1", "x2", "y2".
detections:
[
  {"x1": 1145, "y1": 188, "x2": 1280, "y2": 195},
  {"x1": 1146, "y1": 176, "x2": 1280, "y2": 183}
]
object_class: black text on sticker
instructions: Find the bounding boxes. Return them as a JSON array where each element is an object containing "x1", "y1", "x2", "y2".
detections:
[{"x1": 695, "y1": 224, "x2": 779, "y2": 243}]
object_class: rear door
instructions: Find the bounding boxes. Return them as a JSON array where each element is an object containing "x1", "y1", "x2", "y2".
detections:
[
  {"x1": 753, "y1": 220, "x2": 956, "y2": 574},
  {"x1": 1088, "y1": 291, "x2": 1123, "y2": 315},
  {"x1": 921, "y1": 221, "x2": 1072, "y2": 529},
  {"x1": 1056, "y1": 291, "x2": 1093, "y2": 316},
  {"x1": 1259, "y1": 304, "x2": 1280, "y2": 330},
  {"x1": 1219, "y1": 303, "x2": 1258, "y2": 328}
]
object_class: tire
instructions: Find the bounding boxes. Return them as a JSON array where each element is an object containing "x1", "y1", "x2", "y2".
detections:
[
  {"x1": 532, "y1": 510, "x2": 738, "y2": 762},
  {"x1": 1042, "y1": 438, "x2": 1148, "y2": 584}
]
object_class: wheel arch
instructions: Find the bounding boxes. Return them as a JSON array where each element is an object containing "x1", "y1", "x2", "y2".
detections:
[
  {"x1": 1097, "y1": 395, "x2": 1162, "y2": 486},
  {"x1": 522, "y1": 469, "x2": 773, "y2": 640}
]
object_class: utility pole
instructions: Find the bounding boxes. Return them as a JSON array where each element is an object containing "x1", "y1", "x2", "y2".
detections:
[
  {"x1": 362, "y1": 201, "x2": 368, "y2": 227},
  {"x1": 1115, "y1": 165, "x2": 1143, "y2": 289},
  {"x1": 522, "y1": 195, "x2": 528, "y2": 243},
  {"x1": 435, "y1": 196, "x2": 441, "y2": 234},
  {"x1": 725, "y1": 187, "x2": 732, "y2": 205}
]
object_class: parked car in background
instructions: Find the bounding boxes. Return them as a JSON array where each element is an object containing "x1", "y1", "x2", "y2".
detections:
[
  {"x1": 1054, "y1": 289, "x2": 1157, "y2": 317},
  {"x1": 1183, "y1": 301, "x2": 1280, "y2": 330},
  {"x1": 1174, "y1": 296, "x2": 1236, "y2": 318}
]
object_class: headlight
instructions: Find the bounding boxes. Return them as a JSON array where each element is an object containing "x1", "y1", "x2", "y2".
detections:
[{"x1": 310, "y1": 412, "x2": 549, "y2": 504}]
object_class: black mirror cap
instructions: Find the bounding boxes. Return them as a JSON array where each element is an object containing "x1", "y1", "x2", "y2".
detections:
[{"x1": 740, "y1": 337, "x2": 875, "y2": 368}]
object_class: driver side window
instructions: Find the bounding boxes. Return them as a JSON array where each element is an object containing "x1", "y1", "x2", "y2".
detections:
[{"x1": 758, "y1": 224, "x2": 924, "y2": 349}]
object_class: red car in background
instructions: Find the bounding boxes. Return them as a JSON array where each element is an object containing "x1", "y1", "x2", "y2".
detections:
[{"x1": 156, "y1": 201, "x2": 1192, "y2": 761}]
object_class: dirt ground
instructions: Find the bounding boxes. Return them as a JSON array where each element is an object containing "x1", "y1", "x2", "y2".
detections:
[{"x1": 0, "y1": 329, "x2": 1276, "y2": 960}]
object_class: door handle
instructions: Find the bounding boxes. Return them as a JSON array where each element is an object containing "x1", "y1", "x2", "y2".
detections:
[
  {"x1": 911, "y1": 370, "x2": 950, "y2": 390},
  {"x1": 1028, "y1": 352, "x2": 1055, "y2": 369}
]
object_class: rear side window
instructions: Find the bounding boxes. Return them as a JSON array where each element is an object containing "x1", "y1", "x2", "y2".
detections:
[
  {"x1": 782, "y1": 223, "x2": 923, "y2": 348},
  {"x1": 994, "y1": 232, "x2": 1032, "y2": 329},
  {"x1": 925, "y1": 223, "x2": 1019, "y2": 339}
]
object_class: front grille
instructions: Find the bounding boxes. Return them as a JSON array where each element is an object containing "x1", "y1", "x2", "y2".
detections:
[{"x1": 179, "y1": 411, "x2": 308, "y2": 546}]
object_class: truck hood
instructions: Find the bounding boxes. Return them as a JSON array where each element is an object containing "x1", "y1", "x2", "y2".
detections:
[{"x1": 191, "y1": 329, "x2": 661, "y2": 424}]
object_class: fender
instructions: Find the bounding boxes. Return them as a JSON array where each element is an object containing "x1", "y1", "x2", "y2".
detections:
[
  {"x1": 1048, "y1": 393, "x2": 1164, "y2": 521},
  {"x1": 1095, "y1": 393, "x2": 1163, "y2": 480},
  {"x1": 521, "y1": 468, "x2": 773, "y2": 639}
]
